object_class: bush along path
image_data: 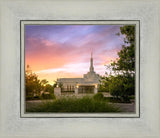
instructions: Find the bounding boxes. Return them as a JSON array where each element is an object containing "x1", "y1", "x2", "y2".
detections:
[{"x1": 26, "y1": 95, "x2": 120, "y2": 113}]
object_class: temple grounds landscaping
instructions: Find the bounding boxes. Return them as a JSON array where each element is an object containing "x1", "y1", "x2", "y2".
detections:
[{"x1": 26, "y1": 93, "x2": 135, "y2": 112}]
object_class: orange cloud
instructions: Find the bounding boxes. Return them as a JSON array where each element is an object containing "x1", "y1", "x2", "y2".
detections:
[{"x1": 25, "y1": 25, "x2": 123, "y2": 84}]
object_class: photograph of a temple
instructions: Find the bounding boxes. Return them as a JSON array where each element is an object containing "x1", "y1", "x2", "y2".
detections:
[
  {"x1": 57, "y1": 52, "x2": 100, "y2": 94},
  {"x1": 24, "y1": 22, "x2": 136, "y2": 114}
]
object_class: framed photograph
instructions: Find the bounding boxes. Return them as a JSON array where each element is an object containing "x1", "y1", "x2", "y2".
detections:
[
  {"x1": 21, "y1": 20, "x2": 140, "y2": 118},
  {"x1": 0, "y1": 0, "x2": 160, "y2": 138}
]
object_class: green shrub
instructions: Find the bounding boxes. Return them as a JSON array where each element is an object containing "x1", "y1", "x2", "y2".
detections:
[
  {"x1": 26, "y1": 96, "x2": 120, "y2": 112},
  {"x1": 33, "y1": 96, "x2": 40, "y2": 100},
  {"x1": 93, "y1": 92, "x2": 104, "y2": 101},
  {"x1": 41, "y1": 93, "x2": 56, "y2": 100},
  {"x1": 108, "y1": 75, "x2": 134, "y2": 102},
  {"x1": 98, "y1": 84, "x2": 108, "y2": 92},
  {"x1": 129, "y1": 95, "x2": 135, "y2": 99},
  {"x1": 104, "y1": 97, "x2": 124, "y2": 103},
  {"x1": 26, "y1": 96, "x2": 34, "y2": 100},
  {"x1": 26, "y1": 95, "x2": 40, "y2": 100}
]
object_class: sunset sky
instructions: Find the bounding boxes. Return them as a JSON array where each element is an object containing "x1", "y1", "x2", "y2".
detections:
[{"x1": 25, "y1": 24, "x2": 125, "y2": 84}]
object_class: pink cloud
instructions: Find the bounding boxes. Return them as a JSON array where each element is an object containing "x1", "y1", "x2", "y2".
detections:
[{"x1": 25, "y1": 25, "x2": 123, "y2": 83}]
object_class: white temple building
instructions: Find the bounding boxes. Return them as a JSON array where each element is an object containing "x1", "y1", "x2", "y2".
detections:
[{"x1": 57, "y1": 53, "x2": 100, "y2": 94}]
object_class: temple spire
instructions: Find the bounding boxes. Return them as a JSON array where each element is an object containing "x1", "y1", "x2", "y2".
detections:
[{"x1": 90, "y1": 51, "x2": 94, "y2": 72}]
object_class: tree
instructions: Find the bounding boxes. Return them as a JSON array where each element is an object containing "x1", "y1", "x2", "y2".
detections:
[
  {"x1": 111, "y1": 25, "x2": 135, "y2": 74},
  {"x1": 25, "y1": 71, "x2": 42, "y2": 99},
  {"x1": 108, "y1": 74, "x2": 134, "y2": 101},
  {"x1": 45, "y1": 84, "x2": 54, "y2": 93},
  {"x1": 106, "y1": 25, "x2": 135, "y2": 102},
  {"x1": 108, "y1": 75, "x2": 124, "y2": 98},
  {"x1": 25, "y1": 66, "x2": 56, "y2": 100},
  {"x1": 41, "y1": 79, "x2": 48, "y2": 86},
  {"x1": 98, "y1": 76, "x2": 109, "y2": 92},
  {"x1": 41, "y1": 84, "x2": 55, "y2": 99}
]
